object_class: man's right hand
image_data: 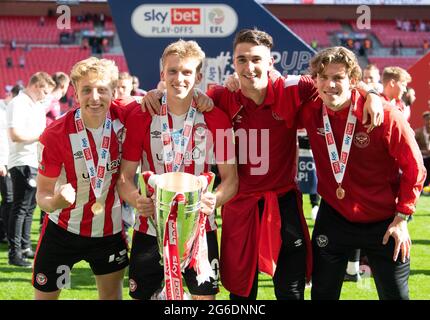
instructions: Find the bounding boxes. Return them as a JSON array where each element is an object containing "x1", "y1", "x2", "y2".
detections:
[
  {"x1": 136, "y1": 195, "x2": 155, "y2": 217},
  {"x1": 224, "y1": 72, "x2": 240, "y2": 92},
  {"x1": 54, "y1": 183, "x2": 76, "y2": 209},
  {"x1": 0, "y1": 165, "x2": 7, "y2": 177},
  {"x1": 141, "y1": 89, "x2": 163, "y2": 116}
]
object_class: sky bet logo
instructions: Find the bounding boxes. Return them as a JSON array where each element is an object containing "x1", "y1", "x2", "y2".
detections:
[
  {"x1": 143, "y1": 8, "x2": 200, "y2": 25},
  {"x1": 132, "y1": 4, "x2": 237, "y2": 38},
  {"x1": 172, "y1": 8, "x2": 200, "y2": 24}
]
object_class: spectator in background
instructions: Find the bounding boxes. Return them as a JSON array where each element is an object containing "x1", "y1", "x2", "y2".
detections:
[
  {"x1": 44, "y1": 72, "x2": 70, "y2": 126},
  {"x1": 419, "y1": 20, "x2": 427, "y2": 32},
  {"x1": 6, "y1": 57, "x2": 13, "y2": 68},
  {"x1": 402, "y1": 87, "x2": 416, "y2": 112},
  {"x1": 415, "y1": 111, "x2": 430, "y2": 188},
  {"x1": 10, "y1": 39, "x2": 16, "y2": 51},
  {"x1": 363, "y1": 38, "x2": 372, "y2": 55},
  {"x1": 311, "y1": 39, "x2": 318, "y2": 51},
  {"x1": 114, "y1": 71, "x2": 135, "y2": 243},
  {"x1": 6, "y1": 72, "x2": 54, "y2": 267},
  {"x1": 398, "y1": 39, "x2": 404, "y2": 56},
  {"x1": 116, "y1": 72, "x2": 133, "y2": 99},
  {"x1": 381, "y1": 66, "x2": 412, "y2": 122},
  {"x1": 39, "y1": 16, "x2": 45, "y2": 27},
  {"x1": 131, "y1": 76, "x2": 147, "y2": 96},
  {"x1": 19, "y1": 56, "x2": 25, "y2": 69},
  {"x1": 362, "y1": 64, "x2": 383, "y2": 93},
  {"x1": 391, "y1": 40, "x2": 398, "y2": 55},
  {"x1": 423, "y1": 39, "x2": 429, "y2": 53},
  {"x1": 0, "y1": 85, "x2": 22, "y2": 244}
]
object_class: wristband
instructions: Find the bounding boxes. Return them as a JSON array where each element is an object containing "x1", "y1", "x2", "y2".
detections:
[{"x1": 395, "y1": 212, "x2": 409, "y2": 221}]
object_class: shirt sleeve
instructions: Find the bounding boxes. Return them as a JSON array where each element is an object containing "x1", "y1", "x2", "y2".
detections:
[
  {"x1": 7, "y1": 97, "x2": 25, "y2": 129},
  {"x1": 122, "y1": 105, "x2": 146, "y2": 162},
  {"x1": 298, "y1": 75, "x2": 318, "y2": 104},
  {"x1": 383, "y1": 109, "x2": 426, "y2": 214},
  {"x1": 38, "y1": 129, "x2": 63, "y2": 178},
  {"x1": 271, "y1": 75, "x2": 302, "y2": 128}
]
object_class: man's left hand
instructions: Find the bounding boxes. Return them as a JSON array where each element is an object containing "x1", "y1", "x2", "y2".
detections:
[{"x1": 382, "y1": 215, "x2": 411, "y2": 263}]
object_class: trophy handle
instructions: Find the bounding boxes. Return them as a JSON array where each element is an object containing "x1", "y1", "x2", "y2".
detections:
[
  {"x1": 199, "y1": 172, "x2": 215, "y2": 193},
  {"x1": 140, "y1": 170, "x2": 159, "y2": 229}
]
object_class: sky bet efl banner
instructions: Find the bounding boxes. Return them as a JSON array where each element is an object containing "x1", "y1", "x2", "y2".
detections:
[{"x1": 107, "y1": 0, "x2": 314, "y2": 90}]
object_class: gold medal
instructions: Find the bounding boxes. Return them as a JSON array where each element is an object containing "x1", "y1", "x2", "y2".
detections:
[
  {"x1": 336, "y1": 186, "x2": 345, "y2": 200},
  {"x1": 91, "y1": 202, "x2": 104, "y2": 215}
]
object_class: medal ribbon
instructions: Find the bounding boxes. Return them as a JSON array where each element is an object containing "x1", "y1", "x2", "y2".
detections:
[
  {"x1": 322, "y1": 91, "x2": 357, "y2": 189},
  {"x1": 74, "y1": 108, "x2": 112, "y2": 200},
  {"x1": 163, "y1": 193, "x2": 185, "y2": 300},
  {"x1": 160, "y1": 93, "x2": 197, "y2": 173}
]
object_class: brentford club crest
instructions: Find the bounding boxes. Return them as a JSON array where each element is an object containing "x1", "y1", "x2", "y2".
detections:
[
  {"x1": 353, "y1": 132, "x2": 370, "y2": 148},
  {"x1": 272, "y1": 111, "x2": 283, "y2": 121},
  {"x1": 129, "y1": 279, "x2": 137, "y2": 292},
  {"x1": 36, "y1": 273, "x2": 48, "y2": 286}
]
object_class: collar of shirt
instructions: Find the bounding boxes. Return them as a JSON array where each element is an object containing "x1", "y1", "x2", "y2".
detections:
[{"x1": 237, "y1": 76, "x2": 275, "y2": 111}]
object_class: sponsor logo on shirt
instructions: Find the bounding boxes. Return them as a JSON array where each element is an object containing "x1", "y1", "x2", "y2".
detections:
[
  {"x1": 353, "y1": 132, "x2": 370, "y2": 149},
  {"x1": 151, "y1": 130, "x2": 162, "y2": 138},
  {"x1": 73, "y1": 151, "x2": 84, "y2": 159}
]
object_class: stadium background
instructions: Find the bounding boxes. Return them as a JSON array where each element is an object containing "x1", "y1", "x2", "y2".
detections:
[
  {"x1": 1, "y1": 0, "x2": 429, "y2": 128},
  {"x1": 0, "y1": 0, "x2": 429, "y2": 300}
]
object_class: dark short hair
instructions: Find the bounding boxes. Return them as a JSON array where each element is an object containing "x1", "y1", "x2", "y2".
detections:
[{"x1": 233, "y1": 28, "x2": 273, "y2": 52}]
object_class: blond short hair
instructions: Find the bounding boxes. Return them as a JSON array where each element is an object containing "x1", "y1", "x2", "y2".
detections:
[
  {"x1": 28, "y1": 71, "x2": 56, "y2": 88},
  {"x1": 364, "y1": 63, "x2": 380, "y2": 72},
  {"x1": 381, "y1": 66, "x2": 411, "y2": 85},
  {"x1": 118, "y1": 71, "x2": 133, "y2": 82},
  {"x1": 70, "y1": 57, "x2": 119, "y2": 90},
  {"x1": 161, "y1": 40, "x2": 205, "y2": 73},
  {"x1": 309, "y1": 46, "x2": 362, "y2": 81}
]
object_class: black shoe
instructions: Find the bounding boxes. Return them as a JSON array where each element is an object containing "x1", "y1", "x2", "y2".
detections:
[
  {"x1": 344, "y1": 272, "x2": 361, "y2": 282},
  {"x1": 22, "y1": 248, "x2": 35, "y2": 259},
  {"x1": 9, "y1": 256, "x2": 32, "y2": 268}
]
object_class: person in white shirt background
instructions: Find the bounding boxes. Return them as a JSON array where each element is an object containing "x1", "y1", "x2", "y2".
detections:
[{"x1": 6, "y1": 72, "x2": 54, "y2": 267}]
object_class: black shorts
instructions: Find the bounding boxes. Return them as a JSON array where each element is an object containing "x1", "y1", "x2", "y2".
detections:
[
  {"x1": 128, "y1": 230, "x2": 219, "y2": 299},
  {"x1": 33, "y1": 218, "x2": 129, "y2": 292},
  {"x1": 311, "y1": 199, "x2": 410, "y2": 300}
]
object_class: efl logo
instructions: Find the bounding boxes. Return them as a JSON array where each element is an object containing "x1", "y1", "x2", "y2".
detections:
[{"x1": 171, "y1": 8, "x2": 200, "y2": 25}]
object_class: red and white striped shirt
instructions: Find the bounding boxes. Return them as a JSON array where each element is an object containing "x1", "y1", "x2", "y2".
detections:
[
  {"x1": 38, "y1": 101, "x2": 133, "y2": 237},
  {"x1": 122, "y1": 104, "x2": 234, "y2": 235}
]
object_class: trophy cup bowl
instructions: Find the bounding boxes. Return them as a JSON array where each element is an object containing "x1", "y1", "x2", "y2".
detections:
[{"x1": 150, "y1": 172, "x2": 207, "y2": 266}]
